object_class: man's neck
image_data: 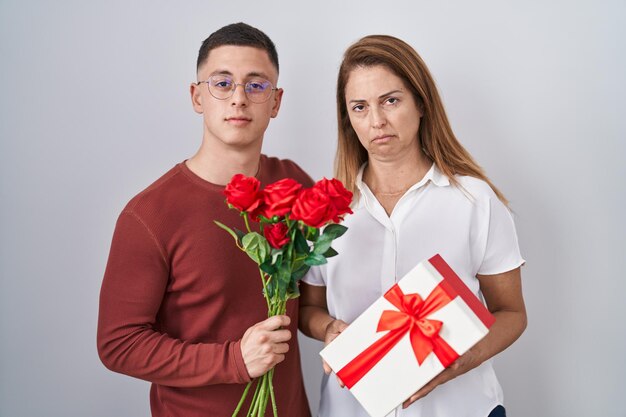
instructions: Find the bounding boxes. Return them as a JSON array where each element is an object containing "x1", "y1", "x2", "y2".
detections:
[{"x1": 186, "y1": 137, "x2": 263, "y2": 186}]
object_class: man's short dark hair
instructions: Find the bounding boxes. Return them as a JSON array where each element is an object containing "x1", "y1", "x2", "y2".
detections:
[{"x1": 196, "y1": 22, "x2": 279, "y2": 73}]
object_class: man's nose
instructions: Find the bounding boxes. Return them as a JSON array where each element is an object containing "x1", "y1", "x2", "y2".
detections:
[{"x1": 230, "y1": 84, "x2": 249, "y2": 106}]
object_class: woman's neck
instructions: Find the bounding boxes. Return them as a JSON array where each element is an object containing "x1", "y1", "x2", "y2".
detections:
[{"x1": 364, "y1": 148, "x2": 432, "y2": 195}]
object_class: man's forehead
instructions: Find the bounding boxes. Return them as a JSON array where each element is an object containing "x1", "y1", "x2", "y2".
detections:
[{"x1": 199, "y1": 45, "x2": 278, "y2": 81}]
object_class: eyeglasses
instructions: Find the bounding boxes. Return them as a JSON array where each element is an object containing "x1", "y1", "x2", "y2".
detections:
[{"x1": 197, "y1": 75, "x2": 278, "y2": 103}]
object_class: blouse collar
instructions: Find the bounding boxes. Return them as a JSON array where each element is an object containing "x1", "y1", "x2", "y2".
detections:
[{"x1": 355, "y1": 162, "x2": 450, "y2": 196}]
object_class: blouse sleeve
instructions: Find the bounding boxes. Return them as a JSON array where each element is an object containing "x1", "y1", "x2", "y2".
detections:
[
  {"x1": 301, "y1": 265, "x2": 327, "y2": 286},
  {"x1": 476, "y1": 194, "x2": 525, "y2": 275}
]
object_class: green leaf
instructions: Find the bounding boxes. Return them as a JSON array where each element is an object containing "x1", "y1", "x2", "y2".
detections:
[
  {"x1": 264, "y1": 277, "x2": 276, "y2": 299},
  {"x1": 293, "y1": 228, "x2": 310, "y2": 254},
  {"x1": 313, "y1": 234, "x2": 333, "y2": 256},
  {"x1": 214, "y1": 221, "x2": 240, "y2": 244},
  {"x1": 242, "y1": 232, "x2": 270, "y2": 264},
  {"x1": 258, "y1": 214, "x2": 272, "y2": 223},
  {"x1": 278, "y1": 265, "x2": 291, "y2": 286},
  {"x1": 259, "y1": 261, "x2": 277, "y2": 276},
  {"x1": 305, "y1": 226, "x2": 320, "y2": 241},
  {"x1": 234, "y1": 228, "x2": 246, "y2": 243},
  {"x1": 323, "y1": 247, "x2": 339, "y2": 258},
  {"x1": 271, "y1": 248, "x2": 284, "y2": 265},
  {"x1": 277, "y1": 265, "x2": 291, "y2": 299},
  {"x1": 305, "y1": 253, "x2": 328, "y2": 266},
  {"x1": 288, "y1": 278, "x2": 300, "y2": 298},
  {"x1": 286, "y1": 239, "x2": 294, "y2": 260},
  {"x1": 323, "y1": 224, "x2": 348, "y2": 240},
  {"x1": 291, "y1": 257, "x2": 305, "y2": 272},
  {"x1": 291, "y1": 265, "x2": 311, "y2": 281}
]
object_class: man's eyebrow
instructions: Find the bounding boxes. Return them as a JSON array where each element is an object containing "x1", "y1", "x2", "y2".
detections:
[
  {"x1": 246, "y1": 71, "x2": 271, "y2": 79},
  {"x1": 348, "y1": 89, "x2": 404, "y2": 104},
  {"x1": 210, "y1": 70, "x2": 234, "y2": 77}
]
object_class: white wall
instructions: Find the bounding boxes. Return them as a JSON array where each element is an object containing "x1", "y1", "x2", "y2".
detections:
[{"x1": 1, "y1": 1, "x2": 624, "y2": 416}]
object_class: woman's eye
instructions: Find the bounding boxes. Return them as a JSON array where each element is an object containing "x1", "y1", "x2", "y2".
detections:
[
  {"x1": 352, "y1": 104, "x2": 365, "y2": 112},
  {"x1": 385, "y1": 97, "x2": 399, "y2": 105}
]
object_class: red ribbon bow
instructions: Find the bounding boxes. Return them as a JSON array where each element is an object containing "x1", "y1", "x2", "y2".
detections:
[{"x1": 336, "y1": 282, "x2": 459, "y2": 389}]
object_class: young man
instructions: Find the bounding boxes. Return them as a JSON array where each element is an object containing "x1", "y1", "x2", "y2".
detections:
[{"x1": 97, "y1": 23, "x2": 312, "y2": 417}]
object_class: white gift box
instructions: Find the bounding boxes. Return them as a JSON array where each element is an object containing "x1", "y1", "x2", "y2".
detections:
[{"x1": 320, "y1": 254, "x2": 495, "y2": 417}]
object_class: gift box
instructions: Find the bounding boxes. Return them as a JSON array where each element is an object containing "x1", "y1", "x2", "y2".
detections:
[{"x1": 319, "y1": 254, "x2": 495, "y2": 417}]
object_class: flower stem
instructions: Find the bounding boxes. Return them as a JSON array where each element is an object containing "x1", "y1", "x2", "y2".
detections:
[
  {"x1": 232, "y1": 380, "x2": 253, "y2": 417},
  {"x1": 248, "y1": 377, "x2": 262, "y2": 417},
  {"x1": 257, "y1": 374, "x2": 268, "y2": 417},
  {"x1": 269, "y1": 368, "x2": 278, "y2": 417},
  {"x1": 259, "y1": 270, "x2": 271, "y2": 310},
  {"x1": 243, "y1": 212, "x2": 252, "y2": 233}
]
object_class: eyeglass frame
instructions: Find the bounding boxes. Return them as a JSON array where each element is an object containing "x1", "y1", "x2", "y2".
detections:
[{"x1": 196, "y1": 75, "x2": 279, "y2": 103}]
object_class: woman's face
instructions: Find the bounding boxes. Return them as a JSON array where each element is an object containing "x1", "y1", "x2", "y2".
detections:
[{"x1": 344, "y1": 65, "x2": 423, "y2": 162}]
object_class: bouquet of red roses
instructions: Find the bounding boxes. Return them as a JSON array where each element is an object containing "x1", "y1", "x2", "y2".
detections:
[{"x1": 215, "y1": 174, "x2": 353, "y2": 417}]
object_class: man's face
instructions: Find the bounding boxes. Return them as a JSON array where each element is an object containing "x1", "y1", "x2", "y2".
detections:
[{"x1": 191, "y1": 45, "x2": 282, "y2": 149}]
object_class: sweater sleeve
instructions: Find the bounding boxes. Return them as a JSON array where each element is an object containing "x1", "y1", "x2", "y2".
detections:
[{"x1": 97, "y1": 211, "x2": 251, "y2": 387}]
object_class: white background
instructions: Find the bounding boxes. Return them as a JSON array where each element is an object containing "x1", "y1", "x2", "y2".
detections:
[{"x1": 1, "y1": 1, "x2": 624, "y2": 416}]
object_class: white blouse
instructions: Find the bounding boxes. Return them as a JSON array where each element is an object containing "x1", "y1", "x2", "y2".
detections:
[{"x1": 303, "y1": 163, "x2": 524, "y2": 417}]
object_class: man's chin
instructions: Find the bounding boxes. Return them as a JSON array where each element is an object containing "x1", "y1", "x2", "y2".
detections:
[{"x1": 220, "y1": 135, "x2": 263, "y2": 149}]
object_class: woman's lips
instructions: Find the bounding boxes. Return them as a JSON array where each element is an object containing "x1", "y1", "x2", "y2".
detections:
[{"x1": 372, "y1": 134, "x2": 395, "y2": 143}]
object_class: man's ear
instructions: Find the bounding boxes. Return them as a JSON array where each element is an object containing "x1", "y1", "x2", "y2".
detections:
[
  {"x1": 270, "y1": 88, "x2": 284, "y2": 118},
  {"x1": 190, "y1": 83, "x2": 203, "y2": 114}
]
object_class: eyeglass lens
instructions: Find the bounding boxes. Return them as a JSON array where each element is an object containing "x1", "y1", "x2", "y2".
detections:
[{"x1": 207, "y1": 75, "x2": 273, "y2": 103}]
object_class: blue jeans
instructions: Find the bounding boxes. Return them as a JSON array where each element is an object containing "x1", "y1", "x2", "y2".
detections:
[{"x1": 488, "y1": 405, "x2": 506, "y2": 417}]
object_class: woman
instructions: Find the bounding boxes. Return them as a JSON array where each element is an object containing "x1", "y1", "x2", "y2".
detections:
[{"x1": 299, "y1": 35, "x2": 527, "y2": 417}]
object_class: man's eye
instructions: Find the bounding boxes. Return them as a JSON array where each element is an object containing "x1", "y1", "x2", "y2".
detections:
[
  {"x1": 248, "y1": 81, "x2": 268, "y2": 91},
  {"x1": 212, "y1": 79, "x2": 232, "y2": 89}
]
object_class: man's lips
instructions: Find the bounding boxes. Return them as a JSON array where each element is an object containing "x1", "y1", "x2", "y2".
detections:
[{"x1": 225, "y1": 116, "x2": 252, "y2": 126}]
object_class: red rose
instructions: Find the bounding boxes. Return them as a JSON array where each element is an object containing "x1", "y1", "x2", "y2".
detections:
[
  {"x1": 290, "y1": 187, "x2": 334, "y2": 228},
  {"x1": 262, "y1": 178, "x2": 302, "y2": 218},
  {"x1": 248, "y1": 203, "x2": 266, "y2": 222},
  {"x1": 223, "y1": 174, "x2": 263, "y2": 213},
  {"x1": 263, "y1": 222, "x2": 291, "y2": 249},
  {"x1": 314, "y1": 178, "x2": 353, "y2": 222}
]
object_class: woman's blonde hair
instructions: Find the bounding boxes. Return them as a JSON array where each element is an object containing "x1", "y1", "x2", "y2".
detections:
[{"x1": 335, "y1": 35, "x2": 507, "y2": 205}]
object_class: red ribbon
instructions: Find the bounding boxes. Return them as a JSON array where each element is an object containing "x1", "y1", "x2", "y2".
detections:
[{"x1": 336, "y1": 282, "x2": 459, "y2": 389}]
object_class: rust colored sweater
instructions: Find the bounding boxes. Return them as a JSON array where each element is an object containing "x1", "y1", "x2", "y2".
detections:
[{"x1": 97, "y1": 156, "x2": 313, "y2": 417}]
